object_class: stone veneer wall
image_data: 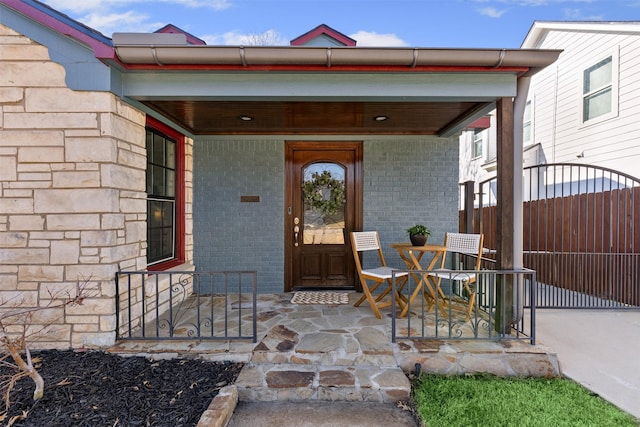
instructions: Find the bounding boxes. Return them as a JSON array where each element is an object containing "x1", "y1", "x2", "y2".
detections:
[{"x1": 0, "y1": 24, "x2": 194, "y2": 348}]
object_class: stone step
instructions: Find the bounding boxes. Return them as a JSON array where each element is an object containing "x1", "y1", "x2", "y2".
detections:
[
  {"x1": 251, "y1": 344, "x2": 398, "y2": 367},
  {"x1": 251, "y1": 324, "x2": 397, "y2": 366},
  {"x1": 234, "y1": 362, "x2": 411, "y2": 403},
  {"x1": 235, "y1": 315, "x2": 412, "y2": 402}
]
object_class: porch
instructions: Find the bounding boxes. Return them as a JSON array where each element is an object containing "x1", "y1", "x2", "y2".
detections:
[
  {"x1": 111, "y1": 276, "x2": 560, "y2": 403},
  {"x1": 0, "y1": 4, "x2": 567, "y2": 353}
]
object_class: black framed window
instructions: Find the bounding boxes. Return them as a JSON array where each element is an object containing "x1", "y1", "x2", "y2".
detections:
[{"x1": 146, "y1": 129, "x2": 176, "y2": 265}]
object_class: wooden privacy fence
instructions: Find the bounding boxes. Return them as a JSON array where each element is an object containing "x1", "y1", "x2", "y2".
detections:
[{"x1": 461, "y1": 163, "x2": 640, "y2": 308}]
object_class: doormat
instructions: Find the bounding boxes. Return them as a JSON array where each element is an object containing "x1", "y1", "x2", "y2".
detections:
[{"x1": 290, "y1": 291, "x2": 350, "y2": 305}]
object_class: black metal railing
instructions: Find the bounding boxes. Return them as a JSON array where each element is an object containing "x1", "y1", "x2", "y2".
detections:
[
  {"x1": 115, "y1": 270, "x2": 257, "y2": 342},
  {"x1": 463, "y1": 163, "x2": 640, "y2": 309},
  {"x1": 391, "y1": 268, "x2": 536, "y2": 344}
]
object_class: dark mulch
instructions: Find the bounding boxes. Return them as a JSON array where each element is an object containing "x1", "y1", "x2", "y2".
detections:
[{"x1": 1, "y1": 350, "x2": 243, "y2": 427}]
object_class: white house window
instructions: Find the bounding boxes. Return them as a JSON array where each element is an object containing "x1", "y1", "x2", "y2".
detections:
[
  {"x1": 472, "y1": 129, "x2": 483, "y2": 158},
  {"x1": 582, "y1": 56, "x2": 613, "y2": 122},
  {"x1": 523, "y1": 100, "x2": 532, "y2": 145}
]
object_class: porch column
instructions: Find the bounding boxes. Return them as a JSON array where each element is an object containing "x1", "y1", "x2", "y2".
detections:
[
  {"x1": 495, "y1": 97, "x2": 514, "y2": 271},
  {"x1": 495, "y1": 97, "x2": 515, "y2": 334},
  {"x1": 495, "y1": 75, "x2": 529, "y2": 332}
]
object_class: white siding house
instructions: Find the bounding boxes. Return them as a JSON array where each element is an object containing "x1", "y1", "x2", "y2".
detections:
[{"x1": 461, "y1": 21, "x2": 640, "y2": 187}]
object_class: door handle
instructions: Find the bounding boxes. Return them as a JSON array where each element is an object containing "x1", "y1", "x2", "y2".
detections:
[{"x1": 294, "y1": 225, "x2": 300, "y2": 247}]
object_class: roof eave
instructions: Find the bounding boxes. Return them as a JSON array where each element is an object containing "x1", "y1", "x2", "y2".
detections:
[
  {"x1": 111, "y1": 39, "x2": 561, "y2": 75},
  {"x1": 522, "y1": 20, "x2": 640, "y2": 48}
]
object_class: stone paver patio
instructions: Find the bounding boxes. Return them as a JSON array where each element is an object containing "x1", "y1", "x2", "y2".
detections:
[{"x1": 110, "y1": 293, "x2": 561, "y2": 404}]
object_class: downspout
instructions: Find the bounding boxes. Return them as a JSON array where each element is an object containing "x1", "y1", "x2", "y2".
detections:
[
  {"x1": 551, "y1": 64, "x2": 559, "y2": 163},
  {"x1": 512, "y1": 76, "x2": 529, "y2": 322},
  {"x1": 513, "y1": 76, "x2": 529, "y2": 270}
]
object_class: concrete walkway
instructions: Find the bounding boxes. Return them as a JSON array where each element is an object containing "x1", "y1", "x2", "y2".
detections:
[
  {"x1": 228, "y1": 401, "x2": 418, "y2": 427},
  {"x1": 535, "y1": 309, "x2": 640, "y2": 418}
]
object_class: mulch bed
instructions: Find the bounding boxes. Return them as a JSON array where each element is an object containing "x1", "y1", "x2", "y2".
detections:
[{"x1": 1, "y1": 349, "x2": 243, "y2": 427}]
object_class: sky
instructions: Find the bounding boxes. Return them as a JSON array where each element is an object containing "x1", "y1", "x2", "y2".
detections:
[{"x1": 41, "y1": 0, "x2": 640, "y2": 48}]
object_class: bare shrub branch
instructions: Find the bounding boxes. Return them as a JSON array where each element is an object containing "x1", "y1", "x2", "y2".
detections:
[{"x1": 0, "y1": 278, "x2": 91, "y2": 417}]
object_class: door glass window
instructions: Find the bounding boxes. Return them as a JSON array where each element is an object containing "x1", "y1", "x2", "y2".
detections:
[{"x1": 302, "y1": 162, "x2": 345, "y2": 244}]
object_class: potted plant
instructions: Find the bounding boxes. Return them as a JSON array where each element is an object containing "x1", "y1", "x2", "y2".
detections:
[{"x1": 406, "y1": 224, "x2": 431, "y2": 246}]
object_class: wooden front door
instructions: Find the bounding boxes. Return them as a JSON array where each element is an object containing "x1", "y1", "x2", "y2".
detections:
[{"x1": 285, "y1": 142, "x2": 362, "y2": 291}]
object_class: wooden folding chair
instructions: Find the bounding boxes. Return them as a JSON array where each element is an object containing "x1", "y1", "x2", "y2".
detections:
[
  {"x1": 350, "y1": 231, "x2": 408, "y2": 319},
  {"x1": 428, "y1": 232, "x2": 484, "y2": 320}
]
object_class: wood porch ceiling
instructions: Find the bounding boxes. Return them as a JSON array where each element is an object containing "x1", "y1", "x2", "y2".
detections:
[{"x1": 141, "y1": 100, "x2": 486, "y2": 135}]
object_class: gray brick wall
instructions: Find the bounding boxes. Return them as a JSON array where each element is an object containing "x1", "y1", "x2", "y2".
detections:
[
  {"x1": 193, "y1": 139, "x2": 284, "y2": 293},
  {"x1": 362, "y1": 137, "x2": 460, "y2": 268},
  {"x1": 192, "y1": 137, "x2": 459, "y2": 293}
]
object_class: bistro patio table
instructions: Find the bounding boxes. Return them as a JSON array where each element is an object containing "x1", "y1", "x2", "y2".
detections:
[{"x1": 390, "y1": 242, "x2": 448, "y2": 318}]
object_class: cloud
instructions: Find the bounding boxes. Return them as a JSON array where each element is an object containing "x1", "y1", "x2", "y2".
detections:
[
  {"x1": 171, "y1": 0, "x2": 232, "y2": 9},
  {"x1": 348, "y1": 31, "x2": 408, "y2": 47},
  {"x1": 81, "y1": 11, "x2": 164, "y2": 34},
  {"x1": 516, "y1": 0, "x2": 550, "y2": 5},
  {"x1": 201, "y1": 30, "x2": 288, "y2": 46},
  {"x1": 478, "y1": 6, "x2": 509, "y2": 18},
  {"x1": 471, "y1": 0, "x2": 597, "y2": 6},
  {"x1": 202, "y1": 29, "x2": 408, "y2": 47},
  {"x1": 563, "y1": 8, "x2": 603, "y2": 20},
  {"x1": 45, "y1": 0, "x2": 108, "y2": 13},
  {"x1": 46, "y1": 0, "x2": 231, "y2": 13},
  {"x1": 473, "y1": 0, "x2": 599, "y2": 19},
  {"x1": 474, "y1": 0, "x2": 595, "y2": 4},
  {"x1": 42, "y1": 0, "x2": 233, "y2": 37}
]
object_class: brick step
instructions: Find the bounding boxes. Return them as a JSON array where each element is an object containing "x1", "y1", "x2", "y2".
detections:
[{"x1": 234, "y1": 362, "x2": 410, "y2": 403}]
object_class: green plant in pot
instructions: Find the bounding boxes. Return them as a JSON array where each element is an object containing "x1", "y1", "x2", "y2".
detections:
[{"x1": 407, "y1": 224, "x2": 431, "y2": 246}]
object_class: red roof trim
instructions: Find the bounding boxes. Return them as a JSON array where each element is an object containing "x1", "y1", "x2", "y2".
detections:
[
  {"x1": 2, "y1": 0, "x2": 115, "y2": 60},
  {"x1": 467, "y1": 116, "x2": 491, "y2": 129},
  {"x1": 291, "y1": 24, "x2": 356, "y2": 46}
]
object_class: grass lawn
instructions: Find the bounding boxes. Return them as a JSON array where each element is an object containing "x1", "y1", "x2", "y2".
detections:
[{"x1": 412, "y1": 374, "x2": 639, "y2": 427}]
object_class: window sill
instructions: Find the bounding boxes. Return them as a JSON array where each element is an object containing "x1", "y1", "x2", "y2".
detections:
[
  {"x1": 579, "y1": 111, "x2": 618, "y2": 129},
  {"x1": 148, "y1": 259, "x2": 191, "y2": 272}
]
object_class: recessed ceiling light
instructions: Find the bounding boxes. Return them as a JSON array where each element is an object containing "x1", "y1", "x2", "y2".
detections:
[
  {"x1": 374, "y1": 115, "x2": 388, "y2": 122},
  {"x1": 239, "y1": 115, "x2": 253, "y2": 121}
]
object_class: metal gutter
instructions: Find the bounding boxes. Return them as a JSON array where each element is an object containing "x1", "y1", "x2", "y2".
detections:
[
  {"x1": 112, "y1": 34, "x2": 561, "y2": 76},
  {"x1": 512, "y1": 76, "x2": 530, "y2": 272}
]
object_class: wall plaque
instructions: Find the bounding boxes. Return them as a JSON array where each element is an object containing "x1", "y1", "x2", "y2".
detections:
[{"x1": 240, "y1": 196, "x2": 260, "y2": 203}]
